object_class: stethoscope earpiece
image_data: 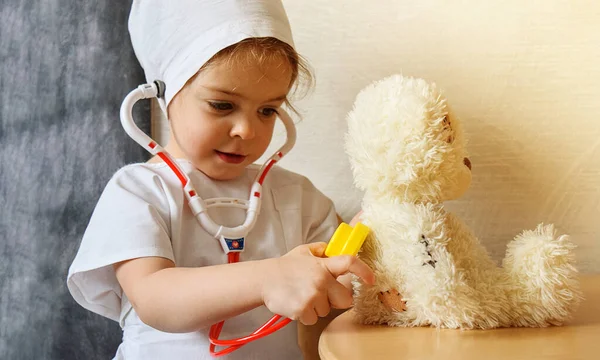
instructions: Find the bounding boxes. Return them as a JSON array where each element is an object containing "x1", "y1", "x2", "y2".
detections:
[{"x1": 153, "y1": 80, "x2": 166, "y2": 98}]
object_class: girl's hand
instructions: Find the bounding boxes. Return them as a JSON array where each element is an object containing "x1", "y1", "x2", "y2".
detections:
[{"x1": 261, "y1": 242, "x2": 375, "y2": 325}]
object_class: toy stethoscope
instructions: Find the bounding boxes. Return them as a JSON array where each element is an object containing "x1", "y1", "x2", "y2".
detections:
[{"x1": 120, "y1": 81, "x2": 369, "y2": 357}]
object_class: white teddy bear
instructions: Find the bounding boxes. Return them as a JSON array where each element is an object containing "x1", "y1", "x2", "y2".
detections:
[{"x1": 345, "y1": 74, "x2": 582, "y2": 329}]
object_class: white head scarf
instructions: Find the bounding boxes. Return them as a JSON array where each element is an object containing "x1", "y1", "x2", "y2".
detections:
[{"x1": 128, "y1": 0, "x2": 295, "y2": 115}]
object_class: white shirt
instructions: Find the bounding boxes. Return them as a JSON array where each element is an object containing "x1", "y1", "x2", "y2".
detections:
[{"x1": 67, "y1": 160, "x2": 338, "y2": 359}]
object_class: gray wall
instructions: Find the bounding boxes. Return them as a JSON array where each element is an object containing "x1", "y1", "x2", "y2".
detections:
[{"x1": 1, "y1": 1, "x2": 150, "y2": 358}]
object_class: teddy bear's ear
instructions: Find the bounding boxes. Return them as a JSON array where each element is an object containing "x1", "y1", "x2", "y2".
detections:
[{"x1": 344, "y1": 74, "x2": 471, "y2": 202}]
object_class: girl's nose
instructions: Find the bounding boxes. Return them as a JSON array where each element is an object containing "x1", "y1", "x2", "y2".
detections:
[{"x1": 230, "y1": 114, "x2": 256, "y2": 139}]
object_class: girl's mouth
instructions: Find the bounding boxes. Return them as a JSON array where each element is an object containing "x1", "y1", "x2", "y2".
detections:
[{"x1": 215, "y1": 150, "x2": 247, "y2": 164}]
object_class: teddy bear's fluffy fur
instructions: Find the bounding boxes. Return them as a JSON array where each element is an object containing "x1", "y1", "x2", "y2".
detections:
[{"x1": 345, "y1": 74, "x2": 581, "y2": 329}]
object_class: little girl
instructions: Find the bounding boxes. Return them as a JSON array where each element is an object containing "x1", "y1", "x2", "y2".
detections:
[{"x1": 67, "y1": 1, "x2": 374, "y2": 359}]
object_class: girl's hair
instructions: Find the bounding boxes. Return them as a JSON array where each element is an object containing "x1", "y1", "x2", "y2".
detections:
[{"x1": 199, "y1": 37, "x2": 314, "y2": 113}]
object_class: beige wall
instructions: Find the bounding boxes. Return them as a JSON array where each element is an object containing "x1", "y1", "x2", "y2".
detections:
[{"x1": 153, "y1": 1, "x2": 599, "y2": 273}]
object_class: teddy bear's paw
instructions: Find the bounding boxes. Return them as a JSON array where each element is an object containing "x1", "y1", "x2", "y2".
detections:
[{"x1": 378, "y1": 289, "x2": 407, "y2": 312}]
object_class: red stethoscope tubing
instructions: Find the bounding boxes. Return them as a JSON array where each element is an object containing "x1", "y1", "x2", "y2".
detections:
[
  {"x1": 160, "y1": 154, "x2": 293, "y2": 356},
  {"x1": 159, "y1": 154, "x2": 293, "y2": 356},
  {"x1": 207, "y1": 253, "x2": 292, "y2": 356}
]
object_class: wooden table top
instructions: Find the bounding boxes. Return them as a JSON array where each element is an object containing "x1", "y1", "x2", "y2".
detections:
[{"x1": 319, "y1": 275, "x2": 600, "y2": 360}]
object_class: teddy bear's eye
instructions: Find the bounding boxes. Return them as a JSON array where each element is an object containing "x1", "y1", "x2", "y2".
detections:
[{"x1": 442, "y1": 115, "x2": 454, "y2": 143}]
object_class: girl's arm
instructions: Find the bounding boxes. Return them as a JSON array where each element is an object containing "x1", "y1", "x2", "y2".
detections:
[
  {"x1": 114, "y1": 256, "x2": 272, "y2": 333},
  {"x1": 114, "y1": 241, "x2": 374, "y2": 333}
]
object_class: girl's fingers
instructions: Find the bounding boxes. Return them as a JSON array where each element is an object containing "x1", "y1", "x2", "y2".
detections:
[
  {"x1": 299, "y1": 307, "x2": 318, "y2": 326},
  {"x1": 313, "y1": 296, "x2": 331, "y2": 317},
  {"x1": 324, "y1": 255, "x2": 375, "y2": 285},
  {"x1": 327, "y1": 280, "x2": 353, "y2": 309}
]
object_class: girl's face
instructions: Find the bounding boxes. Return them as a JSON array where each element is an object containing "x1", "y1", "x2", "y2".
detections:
[{"x1": 165, "y1": 56, "x2": 293, "y2": 180}]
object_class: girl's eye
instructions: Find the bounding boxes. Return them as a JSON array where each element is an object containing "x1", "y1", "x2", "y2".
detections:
[
  {"x1": 260, "y1": 107, "x2": 279, "y2": 117},
  {"x1": 208, "y1": 102, "x2": 234, "y2": 111}
]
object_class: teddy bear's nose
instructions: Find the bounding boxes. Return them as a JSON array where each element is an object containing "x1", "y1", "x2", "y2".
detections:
[{"x1": 464, "y1": 157, "x2": 472, "y2": 170}]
